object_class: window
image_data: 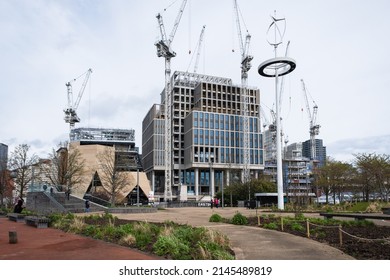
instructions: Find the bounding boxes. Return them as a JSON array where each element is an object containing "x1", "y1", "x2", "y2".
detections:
[{"x1": 194, "y1": 129, "x2": 198, "y2": 144}]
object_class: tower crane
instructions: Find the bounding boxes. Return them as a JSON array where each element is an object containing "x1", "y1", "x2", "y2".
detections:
[
  {"x1": 64, "y1": 68, "x2": 92, "y2": 131},
  {"x1": 155, "y1": 0, "x2": 187, "y2": 202},
  {"x1": 187, "y1": 25, "x2": 206, "y2": 73},
  {"x1": 301, "y1": 79, "x2": 320, "y2": 160},
  {"x1": 233, "y1": 0, "x2": 253, "y2": 184}
]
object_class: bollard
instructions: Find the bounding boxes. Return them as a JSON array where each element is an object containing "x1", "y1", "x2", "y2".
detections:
[
  {"x1": 257, "y1": 215, "x2": 261, "y2": 226},
  {"x1": 281, "y1": 217, "x2": 284, "y2": 231},
  {"x1": 9, "y1": 231, "x2": 18, "y2": 244},
  {"x1": 306, "y1": 219, "x2": 310, "y2": 238},
  {"x1": 339, "y1": 225, "x2": 343, "y2": 246}
]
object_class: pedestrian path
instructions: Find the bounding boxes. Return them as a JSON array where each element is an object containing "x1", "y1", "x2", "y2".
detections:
[{"x1": 113, "y1": 207, "x2": 355, "y2": 260}]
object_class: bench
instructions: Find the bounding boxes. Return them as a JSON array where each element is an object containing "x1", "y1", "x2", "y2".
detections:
[
  {"x1": 320, "y1": 212, "x2": 390, "y2": 221},
  {"x1": 382, "y1": 207, "x2": 390, "y2": 215},
  {"x1": 25, "y1": 216, "x2": 50, "y2": 228},
  {"x1": 7, "y1": 213, "x2": 26, "y2": 223}
]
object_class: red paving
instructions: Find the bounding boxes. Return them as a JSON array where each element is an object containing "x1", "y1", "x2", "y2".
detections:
[{"x1": 0, "y1": 217, "x2": 161, "y2": 260}]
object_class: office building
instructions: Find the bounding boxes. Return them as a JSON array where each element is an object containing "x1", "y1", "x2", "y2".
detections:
[{"x1": 142, "y1": 71, "x2": 264, "y2": 201}]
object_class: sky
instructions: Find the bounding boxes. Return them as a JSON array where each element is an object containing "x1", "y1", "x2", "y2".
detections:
[{"x1": 1, "y1": 0, "x2": 390, "y2": 163}]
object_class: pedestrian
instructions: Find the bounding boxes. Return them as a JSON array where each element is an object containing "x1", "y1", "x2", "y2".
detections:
[
  {"x1": 65, "y1": 188, "x2": 71, "y2": 200},
  {"x1": 13, "y1": 198, "x2": 24, "y2": 213},
  {"x1": 210, "y1": 198, "x2": 214, "y2": 209},
  {"x1": 214, "y1": 198, "x2": 219, "y2": 208},
  {"x1": 85, "y1": 199, "x2": 90, "y2": 212},
  {"x1": 50, "y1": 187, "x2": 54, "y2": 195}
]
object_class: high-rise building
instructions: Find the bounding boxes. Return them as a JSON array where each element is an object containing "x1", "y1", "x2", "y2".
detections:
[
  {"x1": 142, "y1": 71, "x2": 264, "y2": 201},
  {"x1": 302, "y1": 138, "x2": 327, "y2": 167}
]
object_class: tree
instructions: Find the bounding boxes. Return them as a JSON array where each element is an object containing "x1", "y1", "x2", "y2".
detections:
[
  {"x1": 354, "y1": 153, "x2": 390, "y2": 202},
  {"x1": 97, "y1": 148, "x2": 130, "y2": 207},
  {"x1": 40, "y1": 144, "x2": 85, "y2": 194},
  {"x1": 222, "y1": 176, "x2": 276, "y2": 206},
  {"x1": 314, "y1": 157, "x2": 355, "y2": 203},
  {"x1": 8, "y1": 144, "x2": 38, "y2": 198}
]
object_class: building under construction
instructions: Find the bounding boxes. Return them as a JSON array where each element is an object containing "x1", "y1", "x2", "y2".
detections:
[{"x1": 142, "y1": 71, "x2": 264, "y2": 202}]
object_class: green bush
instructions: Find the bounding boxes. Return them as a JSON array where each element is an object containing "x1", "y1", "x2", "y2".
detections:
[
  {"x1": 231, "y1": 212, "x2": 248, "y2": 225},
  {"x1": 291, "y1": 222, "x2": 305, "y2": 232},
  {"x1": 209, "y1": 213, "x2": 223, "y2": 222},
  {"x1": 82, "y1": 225, "x2": 98, "y2": 237},
  {"x1": 153, "y1": 235, "x2": 190, "y2": 259},
  {"x1": 263, "y1": 222, "x2": 278, "y2": 230}
]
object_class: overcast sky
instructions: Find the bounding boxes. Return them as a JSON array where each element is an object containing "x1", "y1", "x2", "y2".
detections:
[{"x1": 1, "y1": 0, "x2": 389, "y2": 163}]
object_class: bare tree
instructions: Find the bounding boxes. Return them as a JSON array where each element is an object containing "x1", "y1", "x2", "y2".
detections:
[
  {"x1": 8, "y1": 144, "x2": 38, "y2": 198},
  {"x1": 64, "y1": 148, "x2": 85, "y2": 193},
  {"x1": 97, "y1": 148, "x2": 129, "y2": 207}
]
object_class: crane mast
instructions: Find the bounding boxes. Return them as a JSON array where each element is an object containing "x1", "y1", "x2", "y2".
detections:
[
  {"x1": 64, "y1": 68, "x2": 92, "y2": 131},
  {"x1": 233, "y1": 0, "x2": 253, "y2": 183},
  {"x1": 155, "y1": 0, "x2": 187, "y2": 202},
  {"x1": 301, "y1": 79, "x2": 320, "y2": 160}
]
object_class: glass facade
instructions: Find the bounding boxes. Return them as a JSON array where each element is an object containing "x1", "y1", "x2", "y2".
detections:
[{"x1": 192, "y1": 111, "x2": 263, "y2": 165}]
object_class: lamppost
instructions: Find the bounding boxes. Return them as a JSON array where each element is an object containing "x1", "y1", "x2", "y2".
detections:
[
  {"x1": 137, "y1": 167, "x2": 140, "y2": 207},
  {"x1": 258, "y1": 13, "x2": 296, "y2": 210},
  {"x1": 209, "y1": 154, "x2": 214, "y2": 198}
]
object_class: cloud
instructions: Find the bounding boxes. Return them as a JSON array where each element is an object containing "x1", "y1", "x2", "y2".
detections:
[{"x1": 327, "y1": 135, "x2": 390, "y2": 162}]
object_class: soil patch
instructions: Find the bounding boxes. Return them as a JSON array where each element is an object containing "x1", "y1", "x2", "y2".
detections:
[{"x1": 247, "y1": 216, "x2": 390, "y2": 260}]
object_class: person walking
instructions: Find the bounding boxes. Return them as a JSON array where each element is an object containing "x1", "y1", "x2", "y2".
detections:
[
  {"x1": 65, "y1": 188, "x2": 71, "y2": 200},
  {"x1": 210, "y1": 198, "x2": 214, "y2": 209},
  {"x1": 85, "y1": 199, "x2": 90, "y2": 212}
]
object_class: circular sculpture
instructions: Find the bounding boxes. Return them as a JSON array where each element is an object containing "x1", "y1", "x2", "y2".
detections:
[{"x1": 258, "y1": 57, "x2": 296, "y2": 77}]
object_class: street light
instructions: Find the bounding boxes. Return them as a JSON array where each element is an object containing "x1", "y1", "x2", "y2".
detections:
[
  {"x1": 136, "y1": 167, "x2": 139, "y2": 207},
  {"x1": 209, "y1": 154, "x2": 214, "y2": 198},
  {"x1": 258, "y1": 13, "x2": 296, "y2": 210}
]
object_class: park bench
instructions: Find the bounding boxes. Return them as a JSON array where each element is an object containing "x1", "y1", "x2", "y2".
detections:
[
  {"x1": 7, "y1": 213, "x2": 26, "y2": 223},
  {"x1": 25, "y1": 216, "x2": 50, "y2": 228},
  {"x1": 320, "y1": 212, "x2": 390, "y2": 221},
  {"x1": 382, "y1": 207, "x2": 390, "y2": 215}
]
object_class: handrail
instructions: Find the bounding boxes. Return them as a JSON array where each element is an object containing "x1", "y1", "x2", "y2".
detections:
[{"x1": 43, "y1": 192, "x2": 67, "y2": 213}]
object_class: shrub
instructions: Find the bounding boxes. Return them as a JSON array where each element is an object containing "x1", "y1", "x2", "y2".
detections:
[
  {"x1": 290, "y1": 222, "x2": 305, "y2": 232},
  {"x1": 153, "y1": 235, "x2": 190, "y2": 259},
  {"x1": 68, "y1": 216, "x2": 86, "y2": 233},
  {"x1": 263, "y1": 222, "x2": 278, "y2": 230},
  {"x1": 120, "y1": 234, "x2": 137, "y2": 246},
  {"x1": 82, "y1": 225, "x2": 98, "y2": 237},
  {"x1": 209, "y1": 213, "x2": 223, "y2": 222},
  {"x1": 231, "y1": 212, "x2": 248, "y2": 225}
]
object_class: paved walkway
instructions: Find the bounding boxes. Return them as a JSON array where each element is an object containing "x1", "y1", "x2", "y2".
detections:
[
  {"x1": 0, "y1": 208, "x2": 361, "y2": 260},
  {"x1": 113, "y1": 207, "x2": 354, "y2": 260},
  {"x1": 0, "y1": 216, "x2": 160, "y2": 260}
]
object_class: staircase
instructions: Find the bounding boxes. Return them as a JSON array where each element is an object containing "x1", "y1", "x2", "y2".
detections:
[{"x1": 26, "y1": 191, "x2": 107, "y2": 214}]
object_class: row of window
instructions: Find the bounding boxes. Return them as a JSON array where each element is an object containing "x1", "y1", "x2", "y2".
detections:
[
  {"x1": 194, "y1": 148, "x2": 263, "y2": 165},
  {"x1": 193, "y1": 129, "x2": 262, "y2": 148},
  {"x1": 193, "y1": 112, "x2": 260, "y2": 132}
]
